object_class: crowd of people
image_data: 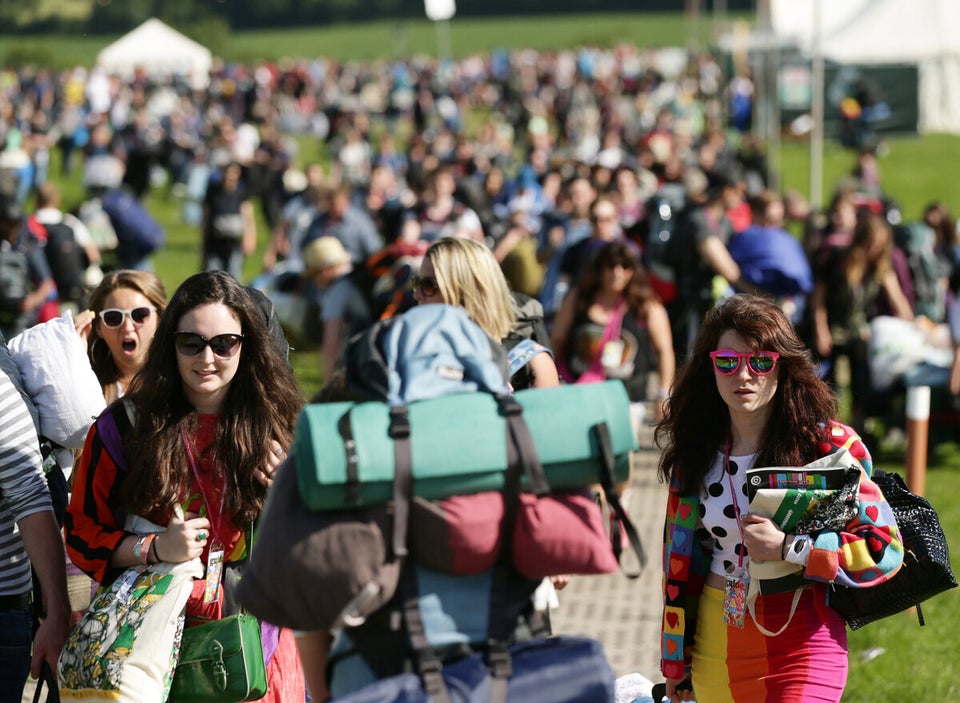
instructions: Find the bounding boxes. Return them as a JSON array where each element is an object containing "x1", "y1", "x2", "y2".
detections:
[{"x1": 0, "y1": 40, "x2": 957, "y2": 703}]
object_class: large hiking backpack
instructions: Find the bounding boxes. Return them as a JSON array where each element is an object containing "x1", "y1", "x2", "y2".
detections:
[
  {"x1": 239, "y1": 305, "x2": 635, "y2": 700},
  {"x1": 32, "y1": 218, "x2": 88, "y2": 307},
  {"x1": 640, "y1": 184, "x2": 687, "y2": 304}
]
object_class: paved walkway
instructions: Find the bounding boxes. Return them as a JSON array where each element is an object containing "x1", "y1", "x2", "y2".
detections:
[{"x1": 549, "y1": 424, "x2": 668, "y2": 686}]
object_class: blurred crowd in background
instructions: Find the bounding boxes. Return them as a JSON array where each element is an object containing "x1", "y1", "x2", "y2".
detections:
[{"x1": 0, "y1": 43, "x2": 958, "y2": 445}]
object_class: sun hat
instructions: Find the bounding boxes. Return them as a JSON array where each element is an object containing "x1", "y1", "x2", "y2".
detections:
[{"x1": 303, "y1": 236, "x2": 351, "y2": 272}]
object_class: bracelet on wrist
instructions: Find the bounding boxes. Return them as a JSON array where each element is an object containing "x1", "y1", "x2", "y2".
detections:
[
  {"x1": 132, "y1": 535, "x2": 147, "y2": 563},
  {"x1": 780, "y1": 532, "x2": 790, "y2": 560},
  {"x1": 151, "y1": 535, "x2": 162, "y2": 563}
]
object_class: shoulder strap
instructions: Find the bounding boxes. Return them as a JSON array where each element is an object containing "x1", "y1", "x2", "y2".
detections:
[
  {"x1": 95, "y1": 399, "x2": 135, "y2": 474},
  {"x1": 593, "y1": 422, "x2": 646, "y2": 576}
]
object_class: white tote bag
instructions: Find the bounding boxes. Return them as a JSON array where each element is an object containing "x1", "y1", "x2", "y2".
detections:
[{"x1": 59, "y1": 511, "x2": 202, "y2": 702}]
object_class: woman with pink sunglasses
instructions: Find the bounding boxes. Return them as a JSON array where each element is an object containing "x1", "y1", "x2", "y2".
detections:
[{"x1": 655, "y1": 294, "x2": 903, "y2": 703}]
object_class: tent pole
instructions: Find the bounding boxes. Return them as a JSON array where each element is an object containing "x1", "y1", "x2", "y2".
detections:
[
  {"x1": 810, "y1": 0, "x2": 825, "y2": 211},
  {"x1": 754, "y1": 0, "x2": 780, "y2": 191}
]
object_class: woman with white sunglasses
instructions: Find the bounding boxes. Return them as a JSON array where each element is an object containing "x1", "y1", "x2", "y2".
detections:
[
  {"x1": 74, "y1": 269, "x2": 167, "y2": 403},
  {"x1": 655, "y1": 294, "x2": 903, "y2": 703}
]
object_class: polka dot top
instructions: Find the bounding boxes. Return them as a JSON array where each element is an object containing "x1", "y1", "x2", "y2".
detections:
[{"x1": 697, "y1": 450, "x2": 758, "y2": 579}]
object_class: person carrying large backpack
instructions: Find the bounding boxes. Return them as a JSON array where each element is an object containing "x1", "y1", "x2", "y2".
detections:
[
  {"x1": 32, "y1": 182, "x2": 102, "y2": 312},
  {"x1": 240, "y1": 303, "x2": 643, "y2": 702},
  {"x1": 0, "y1": 194, "x2": 57, "y2": 339},
  {"x1": 304, "y1": 306, "x2": 548, "y2": 701}
]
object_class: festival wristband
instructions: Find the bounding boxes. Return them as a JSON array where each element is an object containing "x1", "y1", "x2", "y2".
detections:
[{"x1": 139, "y1": 534, "x2": 155, "y2": 564}]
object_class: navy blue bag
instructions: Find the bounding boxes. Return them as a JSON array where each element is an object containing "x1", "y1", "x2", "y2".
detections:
[
  {"x1": 332, "y1": 635, "x2": 614, "y2": 703},
  {"x1": 102, "y1": 187, "x2": 165, "y2": 265}
]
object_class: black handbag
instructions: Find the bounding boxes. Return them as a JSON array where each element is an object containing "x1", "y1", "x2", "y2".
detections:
[{"x1": 829, "y1": 471, "x2": 958, "y2": 629}]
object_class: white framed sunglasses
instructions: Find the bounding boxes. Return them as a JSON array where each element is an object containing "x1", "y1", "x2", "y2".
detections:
[{"x1": 98, "y1": 307, "x2": 155, "y2": 329}]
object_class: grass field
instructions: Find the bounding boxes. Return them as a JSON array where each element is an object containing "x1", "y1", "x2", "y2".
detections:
[{"x1": 14, "y1": 12, "x2": 960, "y2": 700}]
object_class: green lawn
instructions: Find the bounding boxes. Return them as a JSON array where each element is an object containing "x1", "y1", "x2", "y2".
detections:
[
  {"x1": 779, "y1": 133, "x2": 960, "y2": 220},
  {"x1": 1, "y1": 12, "x2": 741, "y2": 67}
]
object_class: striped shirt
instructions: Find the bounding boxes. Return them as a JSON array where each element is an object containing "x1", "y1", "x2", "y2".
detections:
[{"x1": 0, "y1": 371, "x2": 51, "y2": 597}]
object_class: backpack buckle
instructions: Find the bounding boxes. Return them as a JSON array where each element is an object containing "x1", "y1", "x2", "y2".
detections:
[
  {"x1": 494, "y1": 394, "x2": 522, "y2": 417},
  {"x1": 388, "y1": 406, "x2": 411, "y2": 439},
  {"x1": 485, "y1": 641, "x2": 513, "y2": 679}
]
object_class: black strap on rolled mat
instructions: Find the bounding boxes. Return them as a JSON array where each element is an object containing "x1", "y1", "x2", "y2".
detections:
[
  {"x1": 389, "y1": 406, "x2": 413, "y2": 560},
  {"x1": 387, "y1": 404, "x2": 451, "y2": 702},
  {"x1": 495, "y1": 394, "x2": 551, "y2": 497},
  {"x1": 484, "y1": 426, "x2": 528, "y2": 703},
  {"x1": 337, "y1": 410, "x2": 363, "y2": 507},
  {"x1": 592, "y1": 422, "x2": 646, "y2": 577}
]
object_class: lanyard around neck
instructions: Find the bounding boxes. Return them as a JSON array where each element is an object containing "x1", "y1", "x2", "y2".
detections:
[
  {"x1": 180, "y1": 422, "x2": 225, "y2": 543},
  {"x1": 724, "y1": 439, "x2": 746, "y2": 569}
]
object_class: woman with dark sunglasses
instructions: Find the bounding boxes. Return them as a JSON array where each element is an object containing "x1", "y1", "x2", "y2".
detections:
[
  {"x1": 65, "y1": 271, "x2": 306, "y2": 703},
  {"x1": 655, "y1": 294, "x2": 903, "y2": 703},
  {"x1": 415, "y1": 236, "x2": 560, "y2": 390},
  {"x1": 73, "y1": 269, "x2": 167, "y2": 403},
  {"x1": 550, "y1": 240, "x2": 675, "y2": 426}
]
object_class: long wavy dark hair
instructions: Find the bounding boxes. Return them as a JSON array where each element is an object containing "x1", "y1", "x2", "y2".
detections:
[
  {"x1": 120, "y1": 271, "x2": 304, "y2": 524},
  {"x1": 573, "y1": 241, "x2": 658, "y2": 319},
  {"x1": 655, "y1": 294, "x2": 837, "y2": 495}
]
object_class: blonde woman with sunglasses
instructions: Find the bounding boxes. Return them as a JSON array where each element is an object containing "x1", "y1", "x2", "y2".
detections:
[
  {"x1": 66, "y1": 271, "x2": 306, "y2": 703},
  {"x1": 73, "y1": 270, "x2": 167, "y2": 404},
  {"x1": 415, "y1": 236, "x2": 560, "y2": 389},
  {"x1": 655, "y1": 294, "x2": 903, "y2": 703}
]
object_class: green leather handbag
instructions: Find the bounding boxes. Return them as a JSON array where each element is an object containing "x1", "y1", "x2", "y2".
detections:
[{"x1": 168, "y1": 612, "x2": 267, "y2": 702}]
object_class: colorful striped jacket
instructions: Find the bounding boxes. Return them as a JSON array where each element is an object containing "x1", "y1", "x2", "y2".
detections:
[{"x1": 660, "y1": 421, "x2": 904, "y2": 681}]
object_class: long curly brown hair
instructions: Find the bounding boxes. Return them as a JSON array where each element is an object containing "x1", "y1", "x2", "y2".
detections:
[
  {"x1": 120, "y1": 271, "x2": 304, "y2": 525},
  {"x1": 573, "y1": 241, "x2": 659, "y2": 320},
  {"x1": 655, "y1": 294, "x2": 837, "y2": 495}
]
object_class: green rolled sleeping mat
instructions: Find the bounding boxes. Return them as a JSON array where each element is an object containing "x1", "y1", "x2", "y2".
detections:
[{"x1": 295, "y1": 380, "x2": 638, "y2": 511}]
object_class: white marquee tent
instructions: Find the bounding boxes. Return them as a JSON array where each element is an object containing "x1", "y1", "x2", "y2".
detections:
[
  {"x1": 771, "y1": 0, "x2": 960, "y2": 133},
  {"x1": 96, "y1": 18, "x2": 212, "y2": 90}
]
